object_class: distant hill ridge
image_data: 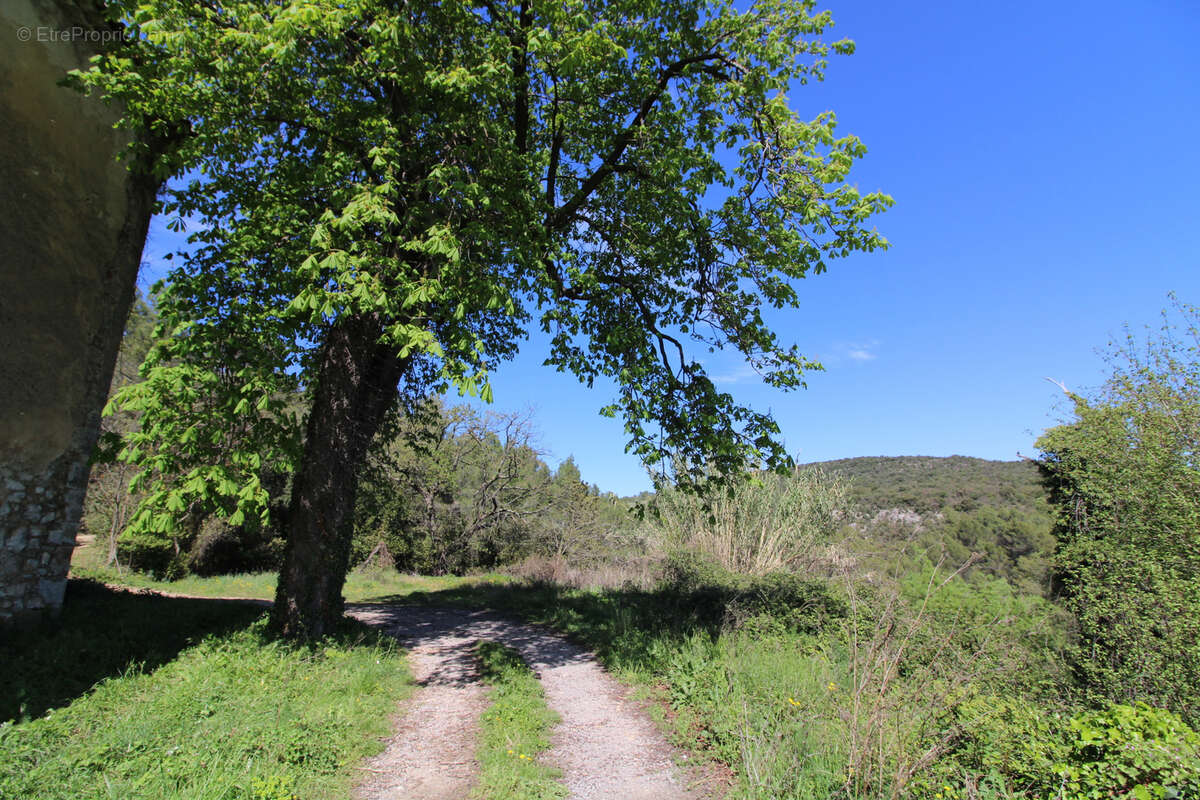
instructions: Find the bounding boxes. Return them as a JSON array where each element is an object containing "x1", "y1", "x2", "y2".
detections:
[{"x1": 807, "y1": 455, "x2": 1050, "y2": 518}]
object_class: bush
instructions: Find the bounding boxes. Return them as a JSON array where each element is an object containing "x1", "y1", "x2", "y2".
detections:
[
  {"x1": 1037, "y1": 299, "x2": 1200, "y2": 721},
  {"x1": 730, "y1": 571, "x2": 848, "y2": 635},
  {"x1": 657, "y1": 550, "x2": 847, "y2": 635},
  {"x1": 1056, "y1": 703, "x2": 1200, "y2": 800},
  {"x1": 931, "y1": 699, "x2": 1200, "y2": 799},
  {"x1": 658, "y1": 549, "x2": 737, "y2": 593},
  {"x1": 186, "y1": 516, "x2": 283, "y2": 576},
  {"x1": 115, "y1": 528, "x2": 180, "y2": 578},
  {"x1": 930, "y1": 696, "x2": 1067, "y2": 796}
]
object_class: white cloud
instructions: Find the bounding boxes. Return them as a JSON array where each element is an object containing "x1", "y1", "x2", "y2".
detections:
[
  {"x1": 824, "y1": 339, "x2": 881, "y2": 366},
  {"x1": 711, "y1": 364, "x2": 758, "y2": 385}
]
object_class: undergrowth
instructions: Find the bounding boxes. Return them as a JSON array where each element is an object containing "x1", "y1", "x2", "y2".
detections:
[
  {"x1": 397, "y1": 558, "x2": 1198, "y2": 800},
  {"x1": 39, "y1": 560, "x2": 1199, "y2": 799}
]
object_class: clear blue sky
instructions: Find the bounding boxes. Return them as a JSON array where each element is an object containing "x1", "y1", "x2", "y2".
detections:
[{"x1": 139, "y1": 0, "x2": 1200, "y2": 496}]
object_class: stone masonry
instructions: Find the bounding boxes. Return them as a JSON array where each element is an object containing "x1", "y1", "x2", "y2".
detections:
[{"x1": 1, "y1": 1, "x2": 159, "y2": 626}]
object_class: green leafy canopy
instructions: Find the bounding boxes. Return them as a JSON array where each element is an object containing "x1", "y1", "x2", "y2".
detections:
[
  {"x1": 1038, "y1": 296, "x2": 1200, "y2": 721},
  {"x1": 76, "y1": 0, "x2": 890, "y2": 534}
]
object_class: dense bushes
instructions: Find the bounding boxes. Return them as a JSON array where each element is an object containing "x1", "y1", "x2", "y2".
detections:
[
  {"x1": 349, "y1": 402, "x2": 637, "y2": 575},
  {"x1": 115, "y1": 495, "x2": 287, "y2": 579},
  {"x1": 933, "y1": 698, "x2": 1200, "y2": 799},
  {"x1": 821, "y1": 456, "x2": 1050, "y2": 519},
  {"x1": 1038, "y1": 299, "x2": 1200, "y2": 722},
  {"x1": 92, "y1": 394, "x2": 638, "y2": 581},
  {"x1": 658, "y1": 550, "x2": 848, "y2": 634}
]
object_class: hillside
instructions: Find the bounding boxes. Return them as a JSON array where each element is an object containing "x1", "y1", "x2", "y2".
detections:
[
  {"x1": 810, "y1": 456, "x2": 1056, "y2": 592},
  {"x1": 812, "y1": 455, "x2": 1050, "y2": 517}
]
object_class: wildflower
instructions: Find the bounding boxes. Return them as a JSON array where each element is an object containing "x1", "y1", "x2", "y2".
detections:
[
  {"x1": 827, "y1": 682, "x2": 838, "y2": 691},
  {"x1": 787, "y1": 697, "x2": 801, "y2": 706}
]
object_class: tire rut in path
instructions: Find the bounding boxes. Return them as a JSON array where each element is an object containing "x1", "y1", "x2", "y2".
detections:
[{"x1": 349, "y1": 605, "x2": 701, "y2": 800}]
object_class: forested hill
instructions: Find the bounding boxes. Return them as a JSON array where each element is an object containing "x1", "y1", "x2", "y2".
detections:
[
  {"x1": 811, "y1": 455, "x2": 1049, "y2": 518},
  {"x1": 809, "y1": 456, "x2": 1056, "y2": 592}
]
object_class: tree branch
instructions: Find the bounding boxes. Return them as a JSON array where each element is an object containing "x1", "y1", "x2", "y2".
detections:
[{"x1": 548, "y1": 50, "x2": 724, "y2": 231}]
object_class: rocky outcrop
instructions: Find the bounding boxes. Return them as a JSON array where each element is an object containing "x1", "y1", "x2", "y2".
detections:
[{"x1": 0, "y1": 1, "x2": 159, "y2": 625}]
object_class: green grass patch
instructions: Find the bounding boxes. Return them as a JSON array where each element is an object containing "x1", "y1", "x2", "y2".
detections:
[
  {"x1": 345, "y1": 568, "x2": 499, "y2": 603},
  {"x1": 472, "y1": 640, "x2": 565, "y2": 800},
  {"x1": 70, "y1": 564, "x2": 501, "y2": 603},
  {"x1": 1, "y1": 579, "x2": 265, "y2": 723},
  {"x1": 70, "y1": 565, "x2": 280, "y2": 600},
  {"x1": 0, "y1": 602, "x2": 411, "y2": 800}
]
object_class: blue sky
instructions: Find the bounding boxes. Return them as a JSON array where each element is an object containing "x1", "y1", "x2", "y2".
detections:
[{"x1": 138, "y1": 0, "x2": 1200, "y2": 496}]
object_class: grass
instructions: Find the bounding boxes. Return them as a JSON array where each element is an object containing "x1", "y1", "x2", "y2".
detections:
[
  {"x1": 0, "y1": 582, "x2": 412, "y2": 800},
  {"x1": 69, "y1": 534, "x2": 503, "y2": 602},
  {"x1": 2, "y1": 579, "x2": 265, "y2": 723},
  {"x1": 70, "y1": 562, "x2": 502, "y2": 603},
  {"x1": 471, "y1": 641, "x2": 566, "y2": 800},
  {"x1": 70, "y1": 565, "x2": 280, "y2": 600},
  {"x1": 51, "y1": 549, "x2": 1063, "y2": 799}
]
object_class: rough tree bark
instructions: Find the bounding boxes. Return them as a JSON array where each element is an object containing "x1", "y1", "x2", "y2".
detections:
[{"x1": 270, "y1": 314, "x2": 409, "y2": 639}]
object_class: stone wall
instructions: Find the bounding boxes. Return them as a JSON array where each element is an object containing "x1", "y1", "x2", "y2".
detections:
[{"x1": 0, "y1": 1, "x2": 159, "y2": 626}]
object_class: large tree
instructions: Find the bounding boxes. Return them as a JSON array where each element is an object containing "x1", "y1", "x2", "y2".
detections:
[{"x1": 78, "y1": 0, "x2": 890, "y2": 637}]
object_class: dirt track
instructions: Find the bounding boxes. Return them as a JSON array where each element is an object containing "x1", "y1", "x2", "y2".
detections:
[{"x1": 349, "y1": 605, "x2": 703, "y2": 800}]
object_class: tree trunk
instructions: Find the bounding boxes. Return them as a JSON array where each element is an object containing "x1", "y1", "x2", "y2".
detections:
[{"x1": 271, "y1": 314, "x2": 407, "y2": 639}]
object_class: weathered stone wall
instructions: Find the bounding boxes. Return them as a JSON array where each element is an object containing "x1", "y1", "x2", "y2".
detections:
[{"x1": 1, "y1": 1, "x2": 158, "y2": 625}]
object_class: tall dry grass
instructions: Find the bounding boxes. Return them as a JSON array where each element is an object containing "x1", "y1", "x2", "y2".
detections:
[{"x1": 651, "y1": 467, "x2": 849, "y2": 575}]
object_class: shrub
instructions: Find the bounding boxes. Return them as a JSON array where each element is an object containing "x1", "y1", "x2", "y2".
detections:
[
  {"x1": 1055, "y1": 703, "x2": 1200, "y2": 800},
  {"x1": 731, "y1": 572, "x2": 849, "y2": 635},
  {"x1": 658, "y1": 549, "x2": 738, "y2": 593},
  {"x1": 658, "y1": 550, "x2": 848, "y2": 635},
  {"x1": 115, "y1": 528, "x2": 180, "y2": 578},
  {"x1": 930, "y1": 699, "x2": 1200, "y2": 800},
  {"x1": 1037, "y1": 298, "x2": 1200, "y2": 721},
  {"x1": 929, "y1": 696, "x2": 1067, "y2": 797},
  {"x1": 186, "y1": 516, "x2": 283, "y2": 576}
]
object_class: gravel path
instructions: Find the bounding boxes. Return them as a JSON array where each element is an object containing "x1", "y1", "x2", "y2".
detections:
[
  {"x1": 349, "y1": 605, "x2": 701, "y2": 800},
  {"x1": 352, "y1": 608, "x2": 488, "y2": 800}
]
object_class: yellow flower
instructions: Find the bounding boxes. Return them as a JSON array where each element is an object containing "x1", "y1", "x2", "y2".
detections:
[
  {"x1": 827, "y1": 682, "x2": 838, "y2": 691},
  {"x1": 787, "y1": 697, "x2": 801, "y2": 706}
]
